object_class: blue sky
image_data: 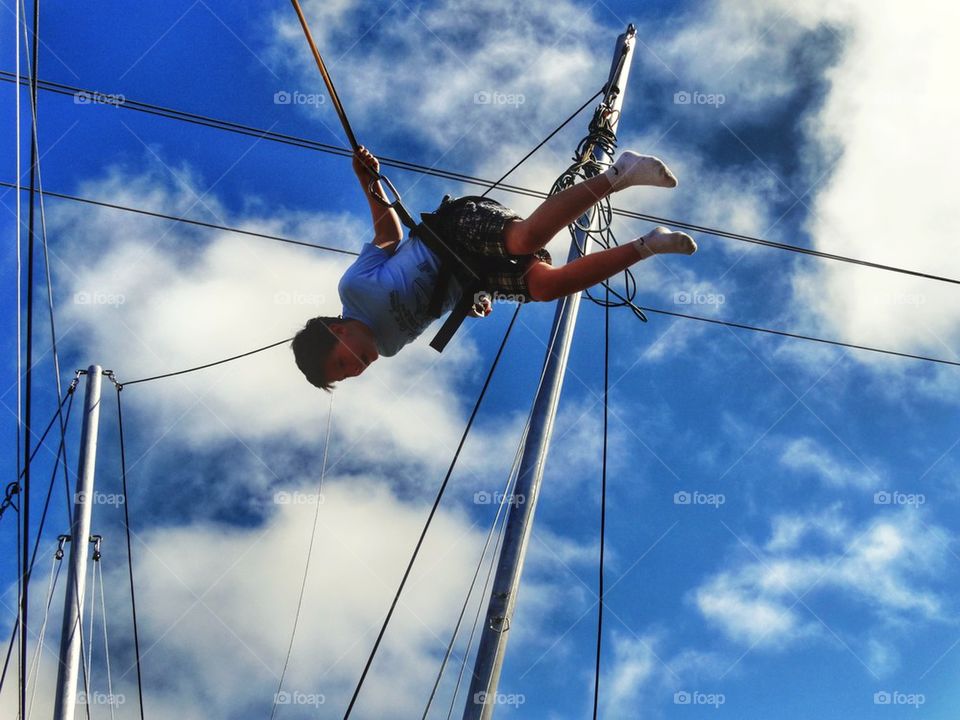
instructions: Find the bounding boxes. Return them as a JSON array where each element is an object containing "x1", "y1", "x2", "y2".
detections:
[{"x1": 2, "y1": 0, "x2": 960, "y2": 718}]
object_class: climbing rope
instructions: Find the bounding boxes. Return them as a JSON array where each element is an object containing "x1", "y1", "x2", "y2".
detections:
[
  {"x1": 0, "y1": 379, "x2": 77, "y2": 697},
  {"x1": 114, "y1": 382, "x2": 146, "y2": 720},
  {"x1": 25, "y1": 544, "x2": 63, "y2": 717},
  {"x1": 421, "y1": 405, "x2": 534, "y2": 718},
  {"x1": 270, "y1": 393, "x2": 334, "y2": 720},
  {"x1": 4, "y1": 71, "x2": 960, "y2": 288},
  {"x1": 342, "y1": 306, "x2": 521, "y2": 719},
  {"x1": 96, "y1": 558, "x2": 120, "y2": 720},
  {"x1": 592, "y1": 288, "x2": 610, "y2": 720},
  {"x1": 121, "y1": 337, "x2": 293, "y2": 386}
]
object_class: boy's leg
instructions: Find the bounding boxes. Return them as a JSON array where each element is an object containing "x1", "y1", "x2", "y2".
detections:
[
  {"x1": 504, "y1": 152, "x2": 677, "y2": 256},
  {"x1": 525, "y1": 227, "x2": 696, "y2": 302}
]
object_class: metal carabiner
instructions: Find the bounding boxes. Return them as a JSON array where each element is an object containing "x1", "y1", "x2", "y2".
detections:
[{"x1": 367, "y1": 171, "x2": 419, "y2": 231}]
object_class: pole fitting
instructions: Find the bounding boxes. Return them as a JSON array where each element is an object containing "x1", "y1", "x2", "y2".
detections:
[
  {"x1": 56, "y1": 534, "x2": 70, "y2": 560},
  {"x1": 489, "y1": 615, "x2": 510, "y2": 634},
  {"x1": 90, "y1": 535, "x2": 103, "y2": 561}
]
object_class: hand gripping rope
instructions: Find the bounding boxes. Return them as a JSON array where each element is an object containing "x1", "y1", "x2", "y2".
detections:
[{"x1": 288, "y1": 0, "x2": 497, "y2": 352}]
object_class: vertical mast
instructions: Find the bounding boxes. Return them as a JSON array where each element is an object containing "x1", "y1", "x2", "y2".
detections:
[
  {"x1": 463, "y1": 26, "x2": 636, "y2": 720},
  {"x1": 53, "y1": 365, "x2": 103, "y2": 720}
]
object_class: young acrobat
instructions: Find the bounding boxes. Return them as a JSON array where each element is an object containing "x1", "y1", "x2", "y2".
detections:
[{"x1": 292, "y1": 146, "x2": 697, "y2": 390}]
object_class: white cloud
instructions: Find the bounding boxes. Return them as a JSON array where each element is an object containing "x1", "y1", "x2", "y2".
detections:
[
  {"x1": 785, "y1": 1, "x2": 960, "y2": 369},
  {"x1": 779, "y1": 436, "x2": 879, "y2": 490},
  {"x1": 0, "y1": 477, "x2": 563, "y2": 720},
  {"x1": 269, "y1": 0, "x2": 604, "y2": 153},
  {"x1": 694, "y1": 509, "x2": 951, "y2": 658}
]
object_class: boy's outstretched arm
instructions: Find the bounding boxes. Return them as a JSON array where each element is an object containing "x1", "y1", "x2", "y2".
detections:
[{"x1": 353, "y1": 146, "x2": 403, "y2": 253}]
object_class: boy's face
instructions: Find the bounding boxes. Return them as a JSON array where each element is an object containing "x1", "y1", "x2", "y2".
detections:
[{"x1": 323, "y1": 325, "x2": 379, "y2": 383}]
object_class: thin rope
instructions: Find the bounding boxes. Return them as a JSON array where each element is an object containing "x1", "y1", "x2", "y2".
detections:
[
  {"x1": 19, "y1": 1, "x2": 41, "y2": 713},
  {"x1": 480, "y1": 90, "x2": 603, "y2": 199},
  {"x1": 84, "y1": 542, "x2": 98, "y2": 698},
  {"x1": 270, "y1": 393, "x2": 334, "y2": 720},
  {"x1": 639, "y1": 304, "x2": 960, "y2": 367},
  {"x1": 115, "y1": 384, "x2": 146, "y2": 720},
  {"x1": 442, "y1": 484, "x2": 512, "y2": 720},
  {"x1": 97, "y1": 560, "x2": 119, "y2": 720},
  {"x1": 3, "y1": 73, "x2": 958, "y2": 288},
  {"x1": 342, "y1": 306, "x2": 521, "y2": 719},
  {"x1": 25, "y1": 549, "x2": 61, "y2": 718},
  {"x1": 592, "y1": 289, "x2": 610, "y2": 720},
  {"x1": 0, "y1": 384, "x2": 75, "y2": 697},
  {"x1": 421, "y1": 410, "x2": 534, "y2": 719},
  {"x1": 122, "y1": 337, "x2": 293, "y2": 386},
  {"x1": 0, "y1": 183, "x2": 361, "y2": 257}
]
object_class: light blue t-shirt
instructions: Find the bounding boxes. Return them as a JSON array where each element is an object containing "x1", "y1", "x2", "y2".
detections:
[{"x1": 338, "y1": 237, "x2": 462, "y2": 357}]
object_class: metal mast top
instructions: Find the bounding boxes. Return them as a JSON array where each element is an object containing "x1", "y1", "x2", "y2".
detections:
[
  {"x1": 53, "y1": 366, "x2": 103, "y2": 720},
  {"x1": 463, "y1": 25, "x2": 637, "y2": 720}
]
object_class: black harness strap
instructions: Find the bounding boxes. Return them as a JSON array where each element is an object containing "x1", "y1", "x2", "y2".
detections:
[{"x1": 412, "y1": 200, "x2": 486, "y2": 352}]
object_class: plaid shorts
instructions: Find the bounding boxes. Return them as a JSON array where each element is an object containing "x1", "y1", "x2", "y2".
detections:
[{"x1": 428, "y1": 196, "x2": 552, "y2": 303}]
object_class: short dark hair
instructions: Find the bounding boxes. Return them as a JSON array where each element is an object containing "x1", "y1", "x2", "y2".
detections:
[{"x1": 291, "y1": 316, "x2": 348, "y2": 392}]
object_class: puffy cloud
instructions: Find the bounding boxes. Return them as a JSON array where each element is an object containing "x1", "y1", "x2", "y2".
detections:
[
  {"x1": 694, "y1": 509, "x2": 950, "y2": 658},
  {"x1": 784, "y1": 2, "x2": 960, "y2": 370},
  {"x1": 779, "y1": 436, "x2": 879, "y2": 490},
  {"x1": 1, "y1": 479, "x2": 513, "y2": 719}
]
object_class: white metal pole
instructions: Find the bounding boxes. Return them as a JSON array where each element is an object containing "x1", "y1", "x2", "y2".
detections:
[
  {"x1": 53, "y1": 365, "x2": 103, "y2": 720},
  {"x1": 463, "y1": 26, "x2": 636, "y2": 720}
]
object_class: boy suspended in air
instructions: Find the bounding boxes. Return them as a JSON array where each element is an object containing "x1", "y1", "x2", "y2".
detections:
[{"x1": 292, "y1": 147, "x2": 696, "y2": 390}]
